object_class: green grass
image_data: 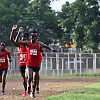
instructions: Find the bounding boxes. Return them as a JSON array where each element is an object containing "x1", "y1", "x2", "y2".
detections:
[
  {"x1": 6, "y1": 75, "x2": 22, "y2": 80},
  {"x1": 40, "y1": 73, "x2": 100, "y2": 79},
  {"x1": 6, "y1": 73, "x2": 100, "y2": 80},
  {"x1": 46, "y1": 82, "x2": 100, "y2": 100}
]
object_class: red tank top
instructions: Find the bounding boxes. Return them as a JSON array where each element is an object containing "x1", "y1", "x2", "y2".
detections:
[
  {"x1": 0, "y1": 49, "x2": 8, "y2": 69},
  {"x1": 26, "y1": 41, "x2": 41, "y2": 67},
  {"x1": 19, "y1": 45, "x2": 27, "y2": 66},
  {"x1": 40, "y1": 52, "x2": 42, "y2": 62}
]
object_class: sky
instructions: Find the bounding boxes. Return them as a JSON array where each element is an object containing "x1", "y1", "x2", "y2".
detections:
[{"x1": 50, "y1": 0, "x2": 76, "y2": 11}]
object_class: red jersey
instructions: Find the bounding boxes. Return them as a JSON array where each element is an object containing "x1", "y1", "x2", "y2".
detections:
[
  {"x1": 19, "y1": 45, "x2": 27, "y2": 66},
  {"x1": 26, "y1": 41, "x2": 41, "y2": 67},
  {"x1": 40, "y1": 52, "x2": 42, "y2": 62},
  {"x1": 0, "y1": 49, "x2": 8, "y2": 69}
]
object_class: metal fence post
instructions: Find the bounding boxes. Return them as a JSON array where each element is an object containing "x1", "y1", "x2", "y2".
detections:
[
  {"x1": 68, "y1": 53, "x2": 70, "y2": 69},
  {"x1": 62, "y1": 58, "x2": 64, "y2": 76},
  {"x1": 50, "y1": 57, "x2": 52, "y2": 70},
  {"x1": 45, "y1": 53, "x2": 47, "y2": 76},
  {"x1": 75, "y1": 53, "x2": 77, "y2": 74},
  {"x1": 94, "y1": 53, "x2": 96, "y2": 74},
  {"x1": 56, "y1": 53, "x2": 59, "y2": 76},
  {"x1": 86, "y1": 58, "x2": 88, "y2": 69},
  {"x1": 70, "y1": 69, "x2": 72, "y2": 75},
  {"x1": 80, "y1": 53, "x2": 82, "y2": 75}
]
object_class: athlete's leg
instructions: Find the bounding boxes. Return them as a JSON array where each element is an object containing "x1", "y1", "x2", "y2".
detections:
[
  {"x1": 30, "y1": 67, "x2": 40, "y2": 98},
  {"x1": 2, "y1": 68, "x2": 8, "y2": 95},
  {"x1": 21, "y1": 73, "x2": 27, "y2": 91},
  {"x1": 26, "y1": 67, "x2": 32, "y2": 94},
  {"x1": 2, "y1": 73, "x2": 6, "y2": 92},
  {"x1": 0, "y1": 69, "x2": 2, "y2": 83},
  {"x1": 20, "y1": 66, "x2": 27, "y2": 91},
  {"x1": 31, "y1": 71, "x2": 36, "y2": 98},
  {"x1": 20, "y1": 66, "x2": 27, "y2": 96},
  {"x1": 36, "y1": 71, "x2": 39, "y2": 93},
  {"x1": 36, "y1": 62, "x2": 41, "y2": 89},
  {"x1": 36, "y1": 63, "x2": 41, "y2": 93}
]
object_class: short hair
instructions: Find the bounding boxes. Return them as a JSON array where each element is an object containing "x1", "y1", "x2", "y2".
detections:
[{"x1": 22, "y1": 32, "x2": 29, "y2": 38}]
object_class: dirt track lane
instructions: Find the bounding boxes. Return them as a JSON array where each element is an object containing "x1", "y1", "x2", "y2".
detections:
[{"x1": 0, "y1": 77, "x2": 100, "y2": 100}]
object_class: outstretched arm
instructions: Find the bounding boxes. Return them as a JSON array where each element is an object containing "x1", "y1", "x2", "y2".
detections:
[
  {"x1": 7, "y1": 51, "x2": 11, "y2": 62},
  {"x1": 40, "y1": 47, "x2": 45, "y2": 56},
  {"x1": 39, "y1": 42, "x2": 56, "y2": 52}
]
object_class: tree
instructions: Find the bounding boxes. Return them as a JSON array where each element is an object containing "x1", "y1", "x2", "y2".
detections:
[
  {"x1": 58, "y1": 0, "x2": 100, "y2": 51},
  {"x1": 19, "y1": 0, "x2": 63, "y2": 45},
  {"x1": 0, "y1": 0, "x2": 30, "y2": 46}
]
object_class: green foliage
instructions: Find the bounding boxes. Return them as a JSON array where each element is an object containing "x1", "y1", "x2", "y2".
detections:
[
  {"x1": 19, "y1": 0, "x2": 63, "y2": 45},
  {"x1": 0, "y1": 0, "x2": 63, "y2": 46},
  {"x1": 0, "y1": 0, "x2": 30, "y2": 46},
  {"x1": 58, "y1": 0, "x2": 100, "y2": 51},
  {"x1": 0, "y1": 0, "x2": 100, "y2": 50}
]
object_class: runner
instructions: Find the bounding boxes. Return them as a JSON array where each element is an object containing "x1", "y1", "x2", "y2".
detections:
[
  {"x1": 10, "y1": 25, "x2": 45, "y2": 96},
  {"x1": 10, "y1": 25, "x2": 29, "y2": 96},
  {"x1": 10, "y1": 28, "x2": 56, "y2": 98},
  {"x1": 0, "y1": 42, "x2": 11, "y2": 95}
]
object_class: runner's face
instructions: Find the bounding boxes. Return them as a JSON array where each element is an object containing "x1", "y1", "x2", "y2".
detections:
[
  {"x1": 0, "y1": 43, "x2": 5, "y2": 50},
  {"x1": 30, "y1": 33, "x2": 37, "y2": 42}
]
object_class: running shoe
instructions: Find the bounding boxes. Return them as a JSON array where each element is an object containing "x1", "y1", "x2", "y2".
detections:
[
  {"x1": 30, "y1": 92, "x2": 35, "y2": 98},
  {"x1": 23, "y1": 91, "x2": 27, "y2": 96},
  {"x1": 27, "y1": 87, "x2": 31, "y2": 94},
  {"x1": 2, "y1": 91, "x2": 5, "y2": 95},
  {"x1": 36, "y1": 87, "x2": 39, "y2": 93}
]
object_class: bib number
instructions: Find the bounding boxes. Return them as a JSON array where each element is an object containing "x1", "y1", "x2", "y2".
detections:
[{"x1": 30, "y1": 49, "x2": 37, "y2": 55}]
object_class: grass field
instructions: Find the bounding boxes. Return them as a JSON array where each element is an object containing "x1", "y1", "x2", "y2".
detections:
[
  {"x1": 46, "y1": 82, "x2": 100, "y2": 100},
  {"x1": 6, "y1": 73, "x2": 100, "y2": 80}
]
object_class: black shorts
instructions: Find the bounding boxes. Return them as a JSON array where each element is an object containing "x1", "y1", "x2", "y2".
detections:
[
  {"x1": 26, "y1": 66, "x2": 40, "y2": 72},
  {"x1": 0, "y1": 68, "x2": 8, "y2": 76},
  {"x1": 19, "y1": 66, "x2": 26, "y2": 73}
]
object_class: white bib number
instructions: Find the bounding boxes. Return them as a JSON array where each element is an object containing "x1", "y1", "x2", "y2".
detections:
[
  {"x1": 20, "y1": 54, "x2": 27, "y2": 61},
  {"x1": 30, "y1": 49, "x2": 37, "y2": 55},
  {"x1": 0, "y1": 58, "x2": 5, "y2": 63}
]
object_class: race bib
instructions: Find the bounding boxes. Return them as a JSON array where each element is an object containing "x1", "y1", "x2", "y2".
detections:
[
  {"x1": 20, "y1": 54, "x2": 27, "y2": 61},
  {"x1": 0, "y1": 58, "x2": 5, "y2": 63},
  {"x1": 30, "y1": 49, "x2": 37, "y2": 55}
]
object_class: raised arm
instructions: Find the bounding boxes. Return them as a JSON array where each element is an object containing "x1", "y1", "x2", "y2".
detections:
[
  {"x1": 15, "y1": 27, "x2": 24, "y2": 42},
  {"x1": 10, "y1": 25, "x2": 19, "y2": 47},
  {"x1": 10, "y1": 25, "x2": 27, "y2": 46}
]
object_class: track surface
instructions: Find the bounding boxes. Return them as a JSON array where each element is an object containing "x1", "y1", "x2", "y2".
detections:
[{"x1": 0, "y1": 77, "x2": 100, "y2": 100}]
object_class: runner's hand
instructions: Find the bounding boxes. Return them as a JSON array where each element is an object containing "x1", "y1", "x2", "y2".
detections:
[
  {"x1": 9, "y1": 58, "x2": 11, "y2": 62},
  {"x1": 12, "y1": 25, "x2": 17, "y2": 31}
]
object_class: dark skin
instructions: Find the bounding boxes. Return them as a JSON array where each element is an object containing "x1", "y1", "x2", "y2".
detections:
[
  {"x1": 14, "y1": 32, "x2": 56, "y2": 94},
  {"x1": 10, "y1": 25, "x2": 45, "y2": 92},
  {"x1": 10, "y1": 25, "x2": 28, "y2": 92},
  {"x1": 14, "y1": 33, "x2": 56, "y2": 52},
  {"x1": 10, "y1": 24, "x2": 56, "y2": 95},
  {"x1": 0, "y1": 42, "x2": 11, "y2": 92}
]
